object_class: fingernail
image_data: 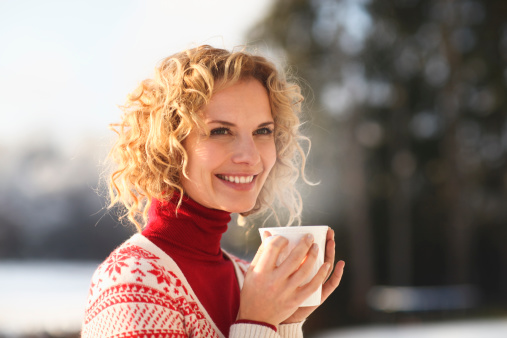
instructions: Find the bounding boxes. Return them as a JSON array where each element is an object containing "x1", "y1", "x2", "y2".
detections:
[
  {"x1": 305, "y1": 233, "x2": 314, "y2": 245},
  {"x1": 312, "y1": 243, "x2": 319, "y2": 252}
]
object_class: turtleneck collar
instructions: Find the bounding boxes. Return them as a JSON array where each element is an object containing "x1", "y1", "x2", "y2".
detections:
[{"x1": 142, "y1": 193, "x2": 232, "y2": 261}]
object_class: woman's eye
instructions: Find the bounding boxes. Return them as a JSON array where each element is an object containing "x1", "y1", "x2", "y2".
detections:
[
  {"x1": 255, "y1": 127, "x2": 274, "y2": 135},
  {"x1": 210, "y1": 127, "x2": 231, "y2": 135}
]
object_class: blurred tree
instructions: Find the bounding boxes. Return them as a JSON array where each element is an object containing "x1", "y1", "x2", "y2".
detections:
[
  {"x1": 37, "y1": 187, "x2": 132, "y2": 261},
  {"x1": 0, "y1": 140, "x2": 133, "y2": 261},
  {"x1": 249, "y1": 0, "x2": 507, "y2": 327},
  {"x1": 0, "y1": 216, "x2": 23, "y2": 258}
]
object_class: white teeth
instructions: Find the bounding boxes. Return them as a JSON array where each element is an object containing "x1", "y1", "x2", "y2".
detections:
[{"x1": 218, "y1": 175, "x2": 254, "y2": 184}]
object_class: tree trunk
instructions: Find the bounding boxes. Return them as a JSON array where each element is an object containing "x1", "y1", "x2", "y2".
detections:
[
  {"x1": 439, "y1": 12, "x2": 472, "y2": 285},
  {"x1": 340, "y1": 121, "x2": 375, "y2": 317}
]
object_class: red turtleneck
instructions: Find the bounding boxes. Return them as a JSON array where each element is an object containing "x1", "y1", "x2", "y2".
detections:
[{"x1": 142, "y1": 194, "x2": 239, "y2": 337}]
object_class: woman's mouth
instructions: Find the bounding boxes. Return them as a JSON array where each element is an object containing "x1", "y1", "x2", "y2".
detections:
[{"x1": 216, "y1": 174, "x2": 255, "y2": 184}]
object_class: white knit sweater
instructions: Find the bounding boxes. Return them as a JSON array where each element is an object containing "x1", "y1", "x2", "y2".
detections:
[{"x1": 81, "y1": 234, "x2": 304, "y2": 337}]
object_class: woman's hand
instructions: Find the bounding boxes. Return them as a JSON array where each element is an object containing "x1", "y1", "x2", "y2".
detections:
[
  {"x1": 237, "y1": 231, "x2": 332, "y2": 327},
  {"x1": 282, "y1": 228, "x2": 345, "y2": 324}
]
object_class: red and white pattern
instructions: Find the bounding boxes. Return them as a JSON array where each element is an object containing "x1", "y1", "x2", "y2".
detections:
[{"x1": 82, "y1": 234, "x2": 302, "y2": 338}]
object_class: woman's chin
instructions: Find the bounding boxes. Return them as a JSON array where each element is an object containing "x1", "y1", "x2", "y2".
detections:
[{"x1": 222, "y1": 202, "x2": 256, "y2": 214}]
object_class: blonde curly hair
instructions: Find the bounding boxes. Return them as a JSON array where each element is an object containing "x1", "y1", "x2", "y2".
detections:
[{"x1": 107, "y1": 45, "x2": 310, "y2": 231}]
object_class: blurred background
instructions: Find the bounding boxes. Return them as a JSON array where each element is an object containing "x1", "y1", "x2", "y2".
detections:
[{"x1": 1, "y1": 0, "x2": 507, "y2": 337}]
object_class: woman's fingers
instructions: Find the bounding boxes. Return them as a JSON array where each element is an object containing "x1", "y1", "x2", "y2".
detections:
[
  {"x1": 320, "y1": 260, "x2": 345, "y2": 303},
  {"x1": 324, "y1": 229, "x2": 336, "y2": 281},
  {"x1": 286, "y1": 242, "x2": 319, "y2": 286},
  {"x1": 294, "y1": 261, "x2": 332, "y2": 304},
  {"x1": 279, "y1": 260, "x2": 345, "y2": 324},
  {"x1": 277, "y1": 234, "x2": 315, "y2": 276},
  {"x1": 254, "y1": 235, "x2": 289, "y2": 271},
  {"x1": 240, "y1": 228, "x2": 346, "y2": 327},
  {"x1": 249, "y1": 231, "x2": 272, "y2": 268}
]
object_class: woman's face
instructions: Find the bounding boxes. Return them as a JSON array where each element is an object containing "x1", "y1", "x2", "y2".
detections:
[{"x1": 181, "y1": 78, "x2": 277, "y2": 213}]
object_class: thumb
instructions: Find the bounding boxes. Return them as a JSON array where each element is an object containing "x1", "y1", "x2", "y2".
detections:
[{"x1": 250, "y1": 230, "x2": 272, "y2": 268}]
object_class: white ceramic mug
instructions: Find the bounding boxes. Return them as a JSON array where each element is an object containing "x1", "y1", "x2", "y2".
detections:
[{"x1": 259, "y1": 225, "x2": 328, "y2": 307}]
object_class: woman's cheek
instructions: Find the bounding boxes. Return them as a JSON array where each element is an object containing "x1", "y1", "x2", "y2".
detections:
[{"x1": 266, "y1": 143, "x2": 277, "y2": 171}]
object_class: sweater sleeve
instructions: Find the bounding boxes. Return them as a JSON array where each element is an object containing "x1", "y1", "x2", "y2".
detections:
[
  {"x1": 229, "y1": 321, "x2": 304, "y2": 338},
  {"x1": 229, "y1": 322, "x2": 279, "y2": 338},
  {"x1": 279, "y1": 322, "x2": 305, "y2": 338}
]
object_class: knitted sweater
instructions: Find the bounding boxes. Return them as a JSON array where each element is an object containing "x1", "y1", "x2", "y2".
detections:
[
  {"x1": 81, "y1": 234, "x2": 304, "y2": 337},
  {"x1": 81, "y1": 196, "x2": 305, "y2": 337}
]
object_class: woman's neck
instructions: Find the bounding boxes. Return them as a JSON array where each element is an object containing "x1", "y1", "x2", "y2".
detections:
[{"x1": 142, "y1": 193, "x2": 232, "y2": 261}]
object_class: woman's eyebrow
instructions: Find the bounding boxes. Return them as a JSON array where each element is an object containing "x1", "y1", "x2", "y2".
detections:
[
  {"x1": 207, "y1": 120, "x2": 275, "y2": 128},
  {"x1": 258, "y1": 121, "x2": 275, "y2": 127},
  {"x1": 207, "y1": 120, "x2": 235, "y2": 126}
]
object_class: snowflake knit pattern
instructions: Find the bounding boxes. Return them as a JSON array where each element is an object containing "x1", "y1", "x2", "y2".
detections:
[{"x1": 82, "y1": 234, "x2": 303, "y2": 338}]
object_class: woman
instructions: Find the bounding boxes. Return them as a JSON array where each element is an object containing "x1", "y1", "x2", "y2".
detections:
[{"x1": 82, "y1": 45, "x2": 345, "y2": 338}]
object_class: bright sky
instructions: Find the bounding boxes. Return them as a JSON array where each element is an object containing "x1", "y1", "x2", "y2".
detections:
[{"x1": 0, "y1": 0, "x2": 273, "y2": 155}]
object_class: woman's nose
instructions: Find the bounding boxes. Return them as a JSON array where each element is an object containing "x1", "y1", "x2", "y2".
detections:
[{"x1": 231, "y1": 135, "x2": 261, "y2": 165}]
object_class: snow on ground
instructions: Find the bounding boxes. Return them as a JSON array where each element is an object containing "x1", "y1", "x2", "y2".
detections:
[{"x1": 314, "y1": 319, "x2": 507, "y2": 338}]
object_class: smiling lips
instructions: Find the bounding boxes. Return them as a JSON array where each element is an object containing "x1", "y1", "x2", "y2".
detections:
[{"x1": 216, "y1": 174, "x2": 255, "y2": 184}]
